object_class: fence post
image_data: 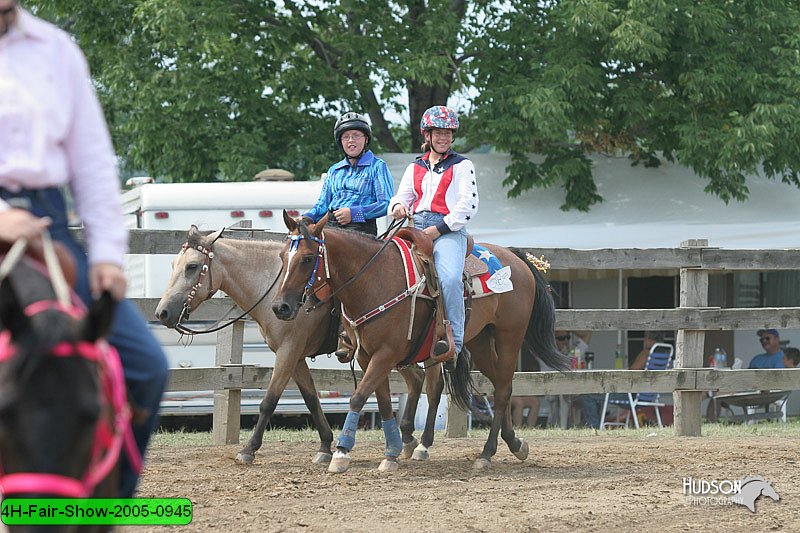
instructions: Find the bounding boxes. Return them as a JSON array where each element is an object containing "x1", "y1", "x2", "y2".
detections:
[
  {"x1": 445, "y1": 397, "x2": 469, "y2": 437},
  {"x1": 212, "y1": 321, "x2": 244, "y2": 445},
  {"x1": 673, "y1": 239, "x2": 708, "y2": 436}
]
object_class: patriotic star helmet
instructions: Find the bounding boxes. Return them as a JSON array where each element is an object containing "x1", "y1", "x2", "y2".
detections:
[{"x1": 419, "y1": 106, "x2": 459, "y2": 134}]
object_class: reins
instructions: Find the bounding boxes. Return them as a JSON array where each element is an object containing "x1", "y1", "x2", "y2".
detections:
[{"x1": 175, "y1": 266, "x2": 283, "y2": 335}]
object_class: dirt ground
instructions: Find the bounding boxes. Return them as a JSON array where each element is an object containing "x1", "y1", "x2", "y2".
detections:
[{"x1": 125, "y1": 432, "x2": 799, "y2": 533}]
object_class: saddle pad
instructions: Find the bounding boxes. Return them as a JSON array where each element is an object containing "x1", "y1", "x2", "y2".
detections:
[
  {"x1": 469, "y1": 245, "x2": 514, "y2": 296},
  {"x1": 392, "y1": 238, "x2": 513, "y2": 298}
]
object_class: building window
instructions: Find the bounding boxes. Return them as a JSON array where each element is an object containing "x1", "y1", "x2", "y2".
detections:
[{"x1": 733, "y1": 272, "x2": 800, "y2": 307}]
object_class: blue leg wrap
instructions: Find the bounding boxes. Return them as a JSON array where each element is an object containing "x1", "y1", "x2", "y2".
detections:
[
  {"x1": 336, "y1": 411, "x2": 360, "y2": 451},
  {"x1": 382, "y1": 417, "x2": 403, "y2": 458}
]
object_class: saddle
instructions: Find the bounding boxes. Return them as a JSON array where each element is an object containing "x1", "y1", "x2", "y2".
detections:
[
  {"x1": 0, "y1": 239, "x2": 77, "y2": 287},
  {"x1": 394, "y1": 228, "x2": 486, "y2": 363}
]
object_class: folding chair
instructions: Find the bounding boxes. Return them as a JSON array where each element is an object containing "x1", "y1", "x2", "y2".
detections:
[{"x1": 600, "y1": 342, "x2": 674, "y2": 429}]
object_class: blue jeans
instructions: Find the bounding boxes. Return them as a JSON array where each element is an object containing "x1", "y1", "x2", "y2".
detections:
[
  {"x1": 413, "y1": 212, "x2": 467, "y2": 353},
  {"x1": 580, "y1": 394, "x2": 604, "y2": 429},
  {"x1": 1, "y1": 187, "x2": 169, "y2": 498}
]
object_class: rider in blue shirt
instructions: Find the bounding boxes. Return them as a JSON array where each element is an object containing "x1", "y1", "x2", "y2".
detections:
[
  {"x1": 303, "y1": 112, "x2": 394, "y2": 235},
  {"x1": 748, "y1": 328, "x2": 785, "y2": 369}
]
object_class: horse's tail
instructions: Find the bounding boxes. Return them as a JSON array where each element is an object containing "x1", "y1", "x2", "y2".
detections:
[
  {"x1": 444, "y1": 346, "x2": 476, "y2": 412},
  {"x1": 512, "y1": 248, "x2": 571, "y2": 372}
]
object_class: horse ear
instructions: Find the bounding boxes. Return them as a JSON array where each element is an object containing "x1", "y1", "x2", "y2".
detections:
[
  {"x1": 188, "y1": 225, "x2": 200, "y2": 238},
  {"x1": 0, "y1": 277, "x2": 31, "y2": 340},
  {"x1": 82, "y1": 291, "x2": 117, "y2": 342},
  {"x1": 206, "y1": 229, "x2": 224, "y2": 244},
  {"x1": 283, "y1": 210, "x2": 298, "y2": 232}
]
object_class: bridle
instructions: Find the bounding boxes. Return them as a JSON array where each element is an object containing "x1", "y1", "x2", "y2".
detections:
[
  {"x1": 173, "y1": 234, "x2": 283, "y2": 336},
  {"x1": 296, "y1": 217, "x2": 407, "y2": 313},
  {"x1": 0, "y1": 237, "x2": 141, "y2": 498},
  {"x1": 175, "y1": 241, "x2": 218, "y2": 331},
  {"x1": 286, "y1": 232, "x2": 327, "y2": 308}
]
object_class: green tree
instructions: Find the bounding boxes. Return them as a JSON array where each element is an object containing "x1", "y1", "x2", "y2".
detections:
[
  {"x1": 28, "y1": 0, "x2": 489, "y2": 182},
  {"x1": 469, "y1": 0, "x2": 800, "y2": 210},
  {"x1": 25, "y1": 1, "x2": 800, "y2": 210}
]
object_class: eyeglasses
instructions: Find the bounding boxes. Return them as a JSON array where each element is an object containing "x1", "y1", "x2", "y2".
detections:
[
  {"x1": 341, "y1": 133, "x2": 366, "y2": 142},
  {"x1": 555, "y1": 335, "x2": 571, "y2": 341},
  {"x1": 759, "y1": 337, "x2": 773, "y2": 343}
]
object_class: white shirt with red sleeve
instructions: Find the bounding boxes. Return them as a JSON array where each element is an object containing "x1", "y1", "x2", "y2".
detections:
[
  {"x1": 0, "y1": 9, "x2": 127, "y2": 266},
  {"x1": 389, "y1": 151, "x2": 479, "y2": 233}
]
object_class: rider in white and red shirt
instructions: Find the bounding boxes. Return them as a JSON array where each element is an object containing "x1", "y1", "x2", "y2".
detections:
[{"x1": 389, "y1": 106, "x2": 478, "y2": 363}]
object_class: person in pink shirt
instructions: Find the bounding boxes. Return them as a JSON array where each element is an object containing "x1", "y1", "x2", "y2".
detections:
[{"x1": 0, "y1": 1, "x2": 168, "y2": 498}]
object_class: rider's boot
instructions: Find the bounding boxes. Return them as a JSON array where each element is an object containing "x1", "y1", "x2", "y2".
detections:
[{"x1": 335, "y1": 332, "x2": 354, "y2": 364}]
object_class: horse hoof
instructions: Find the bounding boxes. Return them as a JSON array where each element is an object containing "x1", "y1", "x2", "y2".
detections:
[
  {"x1": 235, "y1": 452, "x2": 255, "y2": 465},
  {"x1": 312, "y1": 452, "x2": 333, "y2": 464},
  {"x1": 512, "y1": 439, "x2": 529, "y2": 461},
  {"x1": 328, "y1": 451, "x2": 351, "y2": 474},
  {"x1": 378, "y1": 458, "x2": 400, "y2": 473},
  {"x1": 411, "y1": 444, "x2": 429, "y2": 461},
  {"x1": 401, "y1": 438, "x2": 419, "y2": 460},
  {"x1": 473, "y1": 458, "x2": 492, "y2": 470}
]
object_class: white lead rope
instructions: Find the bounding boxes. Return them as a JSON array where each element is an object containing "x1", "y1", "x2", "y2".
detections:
[
  {"x1": 40, "y1": 231, "x2": 71, "y2": 307},
  {"x1": 0, "y1": 238, "x2": 28, "y2": 280},
  {"x1": 0, "y1": 233, "x2": 71, "y2": 307}
]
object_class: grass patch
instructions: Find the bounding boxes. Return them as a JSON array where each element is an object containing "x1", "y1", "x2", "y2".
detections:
[{"x1": 151, "y1": 418, "x2": 800, "y2": 447}]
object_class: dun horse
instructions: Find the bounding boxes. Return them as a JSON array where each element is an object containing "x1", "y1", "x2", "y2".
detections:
[
  {"x1": 0, "y1": 247, "x2": 132, "y2": 527},
  {"x1": 155, "y1": 226, "x2": 436, "y2": 465},
  {"x1": 272, "y1": 212, "x2": 568, "y2": 473}
]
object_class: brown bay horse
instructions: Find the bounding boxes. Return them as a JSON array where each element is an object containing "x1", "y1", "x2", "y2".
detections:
[
  {"x1": 155, "y1": 226, "x2": 433, "y2": 466},
  {"x1": 272, "y1": 212, "x2": 568, "y2": 473}
]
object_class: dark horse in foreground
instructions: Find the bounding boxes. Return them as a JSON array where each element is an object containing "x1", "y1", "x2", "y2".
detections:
[
  {"x1": 273, "y1": 212, "x2": 568, "y2": 473},
  {"x1": 155, "y1": 226, "x2": 437, "y2": 466},
  {"x1": 0, "y1": 247, "x2": 134, "y2": 531}
]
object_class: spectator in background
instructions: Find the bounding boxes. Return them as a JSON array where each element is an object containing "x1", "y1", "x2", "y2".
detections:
[
  {"x1": 783, "y1": 347, "x2": 800, "y2": 368},
  {"x1": 629, "y1": 331, "x2": 668, "y2": 370},
  {"x1": 604, "y1": 331, "x2": 671, "y2": 426},
  {"x1": 749, "y1": 329, "x2": 785, "y2": 369},
  {"x1": 550, "y1": 330, "x2": 593, "y2": 427}
]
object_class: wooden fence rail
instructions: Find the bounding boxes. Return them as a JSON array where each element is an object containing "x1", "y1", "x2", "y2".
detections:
[{"x1": 115, "y1": 229, "x2": 800, "y2": 443}]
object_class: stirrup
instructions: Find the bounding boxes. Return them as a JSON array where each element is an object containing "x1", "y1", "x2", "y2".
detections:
[
  {"x1": 335, "y1": 334, "x2": 354, "y2": 364},
  {"x1": 433, "y1": 339, "x2": 450, "y2": 356}
]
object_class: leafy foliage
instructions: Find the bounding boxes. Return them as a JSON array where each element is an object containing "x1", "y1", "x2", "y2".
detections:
[
  {"x1": 470, "y1": 0, "x2": 800, "y2": 210},
  {"x1": 26, "y1": 1, "x2": 800, "y2": 210}
]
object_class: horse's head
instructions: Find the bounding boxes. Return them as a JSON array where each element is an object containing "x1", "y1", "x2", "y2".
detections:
[
  {"x1": 0, "y1": 262, "x2": 120, "y2": 498},
  {"x1": 155, "y1": 225, "x2": 222, "y2": 328},
  {"x1": 272, "y1": 210, "x2": 329, "y2": 321}
]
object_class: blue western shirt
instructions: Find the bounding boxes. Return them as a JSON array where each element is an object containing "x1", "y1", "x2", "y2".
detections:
[{"x1": 304, "y1": 150, "x2": 394, "y2": 223}]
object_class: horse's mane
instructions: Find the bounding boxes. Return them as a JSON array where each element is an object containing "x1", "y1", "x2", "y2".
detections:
[
  {"x1": 187, "y1": 228, "x2": 284, "y2": 250},
  {"x1": 296, "y1": 220, "x2": 384, "y2": 244}
]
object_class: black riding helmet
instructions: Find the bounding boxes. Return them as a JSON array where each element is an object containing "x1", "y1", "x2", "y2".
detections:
[{"x1": 333, "y1": 112, "x2": 372, "y2": 149}]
